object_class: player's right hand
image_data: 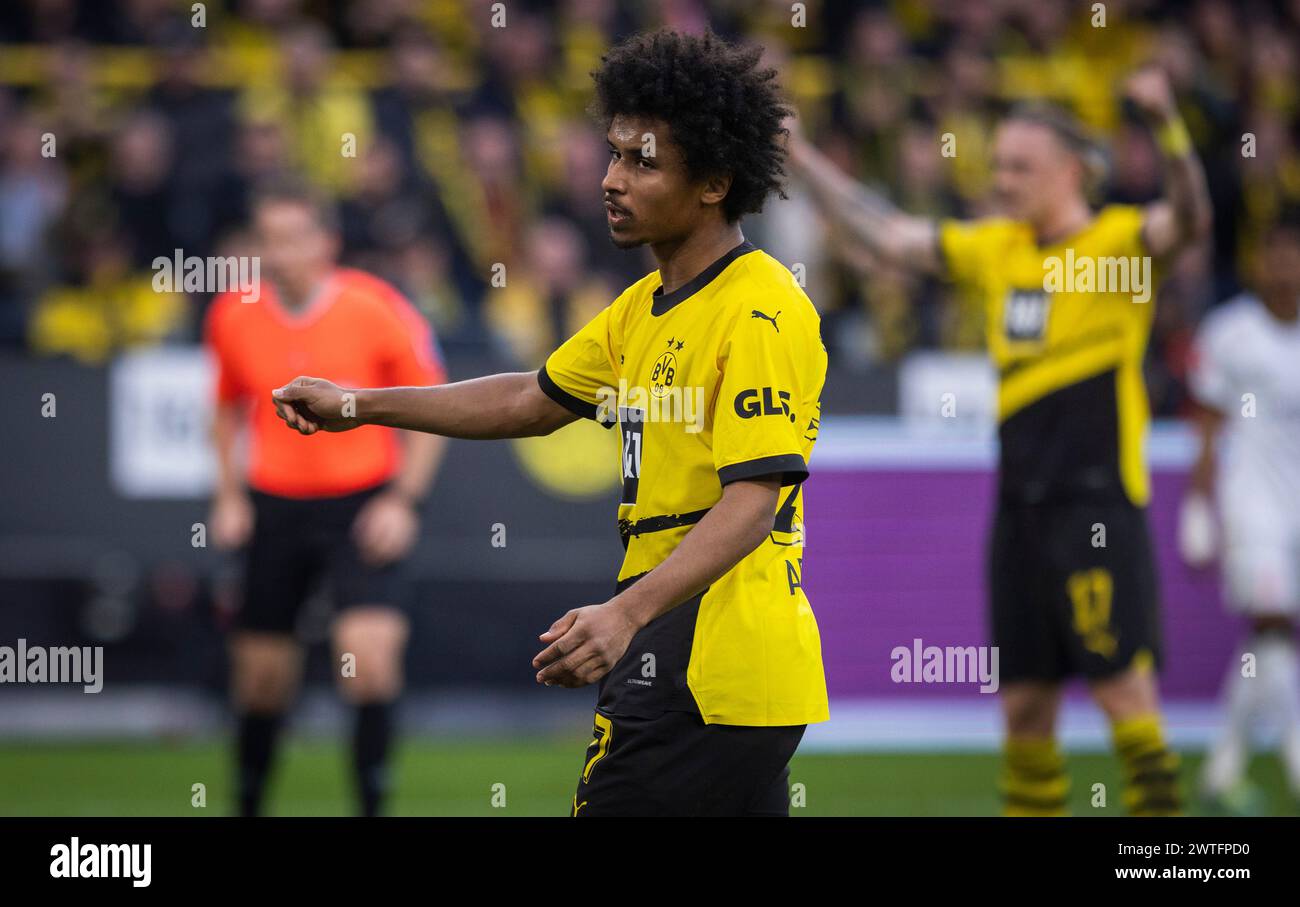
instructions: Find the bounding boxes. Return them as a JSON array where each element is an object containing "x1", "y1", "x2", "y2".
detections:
[
  {"x1": 271, "y1": 376, "x2": 361, "y2": 434},
  {"x1": 210, "y1": 491, "x2": 254, "y2": 550}
]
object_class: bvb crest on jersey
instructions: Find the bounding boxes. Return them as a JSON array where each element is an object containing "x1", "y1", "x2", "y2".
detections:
[{"x1": 649, "y1": 350, "x2": 677, "y2": 397}]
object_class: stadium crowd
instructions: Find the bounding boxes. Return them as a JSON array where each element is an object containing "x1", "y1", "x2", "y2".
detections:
[{"x1": 1, "y1": 0, "x2": 1297, "y2": 415}]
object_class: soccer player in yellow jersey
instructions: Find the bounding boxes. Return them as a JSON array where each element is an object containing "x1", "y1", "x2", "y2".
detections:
[
  {"x1": 789, "y1": 66, "x2": 1211, "y2": 816},
  {"x1": 269, "y1": 30, "x2": 828, "y2": 816}
]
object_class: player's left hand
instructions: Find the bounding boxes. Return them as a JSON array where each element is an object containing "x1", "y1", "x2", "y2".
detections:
[
  {"x1": 352, "y1": 491, "x2": 419, "y2": 566},
  {"x1": 532, "y1": 602, "x2": 640, "y2": 688},
  {"x1": 1124, "y1": 65, "x2": 1177, "y2": 120}
]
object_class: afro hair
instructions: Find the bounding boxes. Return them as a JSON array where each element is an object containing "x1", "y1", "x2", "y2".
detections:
[{"x1": 591, "y1": 29, "x2": 790, "y2": 223}]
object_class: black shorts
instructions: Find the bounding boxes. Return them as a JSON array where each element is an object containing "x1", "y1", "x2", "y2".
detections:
[
  {"x1": 570, "y1": 709, "x2": 805, "y2": 817},
  {"x1": 234, "y1": 484, "x2": 409, "y2": 635},
  {"x1": 988, "y1": 498, "x2": 1163, "y2": 684}
]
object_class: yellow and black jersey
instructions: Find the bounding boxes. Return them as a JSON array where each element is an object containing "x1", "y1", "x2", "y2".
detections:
[
  {"x1": 538, "y1": 240, "x2": 829, "y2": 727},
  {"x1": 939, "y1": 205, "x2": 1158, "y2": 506}
]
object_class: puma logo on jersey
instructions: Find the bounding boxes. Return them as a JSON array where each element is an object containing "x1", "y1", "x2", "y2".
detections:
[{"x1": 751, "y1": 309, "x2": 781, "y2": 332}]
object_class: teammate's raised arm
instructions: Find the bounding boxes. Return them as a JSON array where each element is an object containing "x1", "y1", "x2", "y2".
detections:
[
  {"x1": 1125, "y1": 66, "x2": 1213, "y2": 259},
  {"x1": 270, "y1": 371, "x2": 579, "y2": 440},
  {"x1": 785, "y1": 115, "x2": 941, "y2": 274}
]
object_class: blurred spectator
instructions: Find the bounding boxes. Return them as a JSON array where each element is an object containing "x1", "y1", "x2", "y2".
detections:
[
  {"x1": 487, "y1": 215, "x2": 613, "y2": 367},
  {"x1": 457, "y1": 113, "x2": 530, "y2": 273},
  {"x1": 146, "y1": 25, "x2": 239, "y2": 257},
  {"x1": 337, "y1": 135, "x2": 473, "y2": 334},
  {"x1": 28, "y1": 227, "x2": 187, "y2": 364},
  {"x1": 106, "y1": 110, "x2": 178, "y2": 268},
  {"x1": 0, "y1": 0, "x2": 1298, "y2": 415},
  {"x1": 369, "y1": 26, "x2": 485, "y2": 323},
  {"x1": 206, "y1": 119, "x2": 293, "y2": 255},
  {"x1": 0, "y1": 104, "x2": 67, "y2": 345},
  {"x1": 239, "y1": 20, "x2": 374, "y2": 193},
  {"x1": 540, "y1": 122, "x2": 648, "y2": 285}
]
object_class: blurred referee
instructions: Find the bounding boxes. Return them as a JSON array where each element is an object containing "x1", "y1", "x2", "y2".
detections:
[{"x1": 204, "y1": 179, "x2": 447, "y2": 817}]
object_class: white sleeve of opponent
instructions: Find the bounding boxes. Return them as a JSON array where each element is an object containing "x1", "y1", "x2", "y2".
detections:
[{"x1": 1189, "y1": 302, "x2": 1242, "y2": 414}]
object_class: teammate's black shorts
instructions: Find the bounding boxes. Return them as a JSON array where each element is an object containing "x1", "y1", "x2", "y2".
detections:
[
  {"x1": 989, "y1": 497, "x2": 1162, "y2": 684},
  {"x1": 234, "y1": 483, "x2": 409, "y2": 634},
  {"x1": 570, "y1": 709, "x2": 805, "y2": 817}
]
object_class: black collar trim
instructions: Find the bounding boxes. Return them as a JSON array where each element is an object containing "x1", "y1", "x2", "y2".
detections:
[{"x1": 651, "y1": 240, "x2": 757, "y2": 316}]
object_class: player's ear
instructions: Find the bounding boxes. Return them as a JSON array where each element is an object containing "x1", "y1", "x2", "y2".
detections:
[{"x1": 701, "y1": 172, "x2": 733, "y2": 208}]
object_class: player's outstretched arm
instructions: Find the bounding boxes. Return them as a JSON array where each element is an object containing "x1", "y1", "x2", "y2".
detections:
[
  {"x1": 1126, "y1": 66, "x2": 1213, "y2": 258},
  {"x1": 530, "y1": 476, "x2": 781, "y2": 688},
  {"x1": 271, "y1": 372, "x2": 579, "y2": 440},
  {"x1": 785, "y1": 116, "x2": 941, "y2": 274}
]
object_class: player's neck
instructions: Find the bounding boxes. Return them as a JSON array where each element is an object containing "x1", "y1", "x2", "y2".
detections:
[
  {"x1": 651, "y1": 221, "x2": 745, "y2": 295},
  {"x1": 1032, "y1": 200, "x2": 1092, "y2": 248},
  {"x1": 275, "y1": 268, "x2": 335, "y2": 311}
]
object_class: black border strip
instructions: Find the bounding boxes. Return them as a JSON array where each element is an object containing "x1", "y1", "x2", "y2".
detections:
[
  {"x1": 618, "y1": 507, "x2": 711, "y2": 550},
  {"x1": 6, "y1": 816, "x2": 1280, "y2": 884},
  {"x1": 650, "y1": 240, "x2": 757, "y2": 316},
  {"x1": 717, "y1": 453, "x2": 808, "y2": 487},
  {"x1": 536, "y1": 366, "x2": 614, "y2": 428}
]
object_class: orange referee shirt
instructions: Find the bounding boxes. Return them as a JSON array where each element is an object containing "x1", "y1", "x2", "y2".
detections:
[{"x1": 204, "y1": 268, "x2": 446, "y2": 498}]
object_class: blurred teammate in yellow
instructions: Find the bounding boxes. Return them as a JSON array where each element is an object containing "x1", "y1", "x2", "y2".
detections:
[{"x1": 789, "y1": 66, "x2": 1211, "y2": 815}]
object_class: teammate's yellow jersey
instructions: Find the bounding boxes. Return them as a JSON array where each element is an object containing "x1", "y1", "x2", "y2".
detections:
[
  {"x1": 538, "y1": 240, "x2": 829, "y2": 727},
  {"x1": 939, "y1": 205, "x2": 1158, "y2": 506}
]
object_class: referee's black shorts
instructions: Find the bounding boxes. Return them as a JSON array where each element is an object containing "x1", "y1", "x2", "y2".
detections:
[
  {"x1": 989, "y1": 497, "x2": 1163, "y2": 685},
  {"x1": 234, "y1": 483, "x2": 410, "y2": 634},
  {"x1": 570, "y1": 709, "x2": 805, "y2": 817}
]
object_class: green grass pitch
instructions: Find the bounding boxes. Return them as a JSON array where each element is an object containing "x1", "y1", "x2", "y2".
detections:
[{"x1": 0, "y1": 740, "x2": 1293, "y2": 816}]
